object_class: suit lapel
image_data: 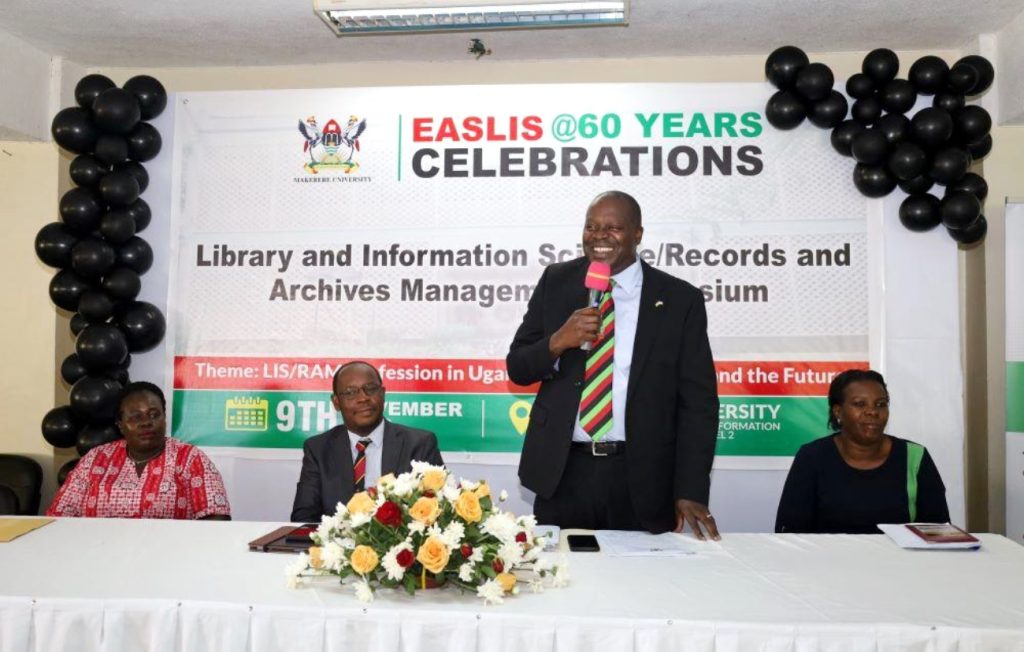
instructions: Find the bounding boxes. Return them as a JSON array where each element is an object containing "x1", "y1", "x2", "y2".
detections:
[
  {"x1": 327, "y1": 426, "x2": 354, "y2": 503},
  {"x1": 380, "y1": 420, "x2": 404, "y2": 475},
  {"x1": 564, "y1": 258, "x2": 593, "y2": 380},
  {"x1": 627, "y1": 262, "x2": 665, "y2": 405}
]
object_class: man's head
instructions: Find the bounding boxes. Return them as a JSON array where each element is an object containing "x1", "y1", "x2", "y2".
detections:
[
  {"x1": 582, "y1": 191, "x2": 644, "y2": 275},
  {"x1": 331, "y1": 361, "x2": 386, "y2": 436}
]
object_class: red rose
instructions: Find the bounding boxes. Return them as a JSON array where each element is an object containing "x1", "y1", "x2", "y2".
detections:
[
  {"x1": 515, "y1": 532, "x2": 527, "y2": 543},
  {"x1": 460, "y1": 544, "x2": 473, "y2": 558},
  {"x1": 396, "y1": 548, "x2": 415, "y2": 567},
  {"x1": 492, "y1": 558, "x2": 504, "y2": 573},
  {"x1": 367, "y1": 486, "x2": 378, "y2": 499},
  {"x1": 374, "y1": 501, "x2": 402, "y2": 527},
  {"x1": 423, "y1": 490, "x2": 435, "y2": 498}
]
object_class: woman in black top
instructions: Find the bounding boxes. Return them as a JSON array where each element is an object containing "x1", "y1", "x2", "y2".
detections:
[{"x1": 775, "y1": 369, "x2": 949, "y2": 534}]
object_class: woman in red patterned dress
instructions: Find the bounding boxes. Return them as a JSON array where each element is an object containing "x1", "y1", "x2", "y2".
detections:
[{"x1": 47, "y1": 382, "x2": 231, "y2": 520}]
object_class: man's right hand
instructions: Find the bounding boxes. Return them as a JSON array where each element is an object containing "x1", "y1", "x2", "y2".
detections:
[{"x1": 549, "y1": 307, "x2": 601, "y2": 358}]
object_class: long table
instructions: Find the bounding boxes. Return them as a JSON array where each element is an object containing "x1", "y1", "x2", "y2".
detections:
[{"x1": 2, "y1": 518, "x2": 1023, "y2": 651}]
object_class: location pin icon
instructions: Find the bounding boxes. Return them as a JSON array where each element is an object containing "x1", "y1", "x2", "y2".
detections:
[{"x1": 508, "y1": 400, "x2": 532, "y2": 435}]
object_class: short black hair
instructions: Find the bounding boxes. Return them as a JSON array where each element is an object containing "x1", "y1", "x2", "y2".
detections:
[
  {"x1": 827, "y1": 369, "x2": 888, "y2": 430},
  {"x1": 588, "y1": 190, "x2": 642, "y2": 227},
  {"x1": 332, "y1": 360, "x2": 383, "y2": 394},
  {"x1": 117, "y1": 381, "x2": 166, "y2": 416}
]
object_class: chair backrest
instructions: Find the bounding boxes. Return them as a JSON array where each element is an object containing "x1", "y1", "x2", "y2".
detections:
[
  {"x1": 0, "y1": 454, "x2": 43, "y2": 515},
  {"x1": 0, "y1": 484, "x2": 21, "y2": 515}
]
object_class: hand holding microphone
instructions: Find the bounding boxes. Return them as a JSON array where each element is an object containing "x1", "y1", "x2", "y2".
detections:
[
  {"x1": 549, "y1": 262, "x2": 610, "y2": 357},
  {"x1": 580, "y1": 262, "x2": 611, "y2": 352}
]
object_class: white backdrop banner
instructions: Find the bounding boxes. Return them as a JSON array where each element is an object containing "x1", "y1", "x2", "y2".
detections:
[
  {"x1": 1006, "y1": 201, "x2": 1024, "y2": 545},
  {"x1": 168, "y1": 83, "x2": 870, "y2": 465}
]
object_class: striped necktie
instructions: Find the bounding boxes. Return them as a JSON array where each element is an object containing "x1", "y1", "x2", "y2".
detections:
[
  {"x1": 353, "y1": 438, "x2": 371, "y2": 491},
  {"x1": 579, "y1": 284, "x2": 615, "y2": 440}
]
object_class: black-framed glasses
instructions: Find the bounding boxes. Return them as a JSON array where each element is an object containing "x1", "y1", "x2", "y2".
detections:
[{"x1": 336, "y1": 383, "x2": 383, "y2": 400}]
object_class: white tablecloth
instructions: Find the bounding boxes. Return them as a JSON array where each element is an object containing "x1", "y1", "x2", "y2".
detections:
[{"x1": 1, "y1": 518, "x2": 1022, "y2": 651}]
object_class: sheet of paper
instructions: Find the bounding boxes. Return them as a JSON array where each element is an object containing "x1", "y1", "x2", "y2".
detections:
[
  {"x1": 0, "y1": 517, "x2": 54, "y2": 542},
  {"x1": 594, "y1": 530, "x2": 700, "y2": 557},
  {"x1": 878, "y1": 523, "x2": 982, "y2": 550}
]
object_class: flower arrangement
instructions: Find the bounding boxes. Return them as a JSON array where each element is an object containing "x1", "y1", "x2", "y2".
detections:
[{"x1": 285, "y1": 461, "x2": 568, "y2": 604}]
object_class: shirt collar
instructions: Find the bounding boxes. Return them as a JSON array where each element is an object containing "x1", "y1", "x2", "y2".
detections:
[
  {"x1": 348, "y1": 419, "x2": 385, "y2": 446},
  {"x1": 611, "y1": 259, "x2": 642, "y2": 295}
]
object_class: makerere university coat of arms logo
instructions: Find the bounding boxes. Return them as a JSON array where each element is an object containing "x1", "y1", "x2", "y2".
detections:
[{"x1": 297, "y1": 115, "x2": 367, "y2": 174}]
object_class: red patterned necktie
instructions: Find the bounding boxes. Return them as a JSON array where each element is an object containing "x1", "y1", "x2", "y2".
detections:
[
  {"x1": 353, "y1": 439, "x2": 370, "y2": 491},
  {"x1": 579, "y1": 285, "x2": 615, "y2": 440}
]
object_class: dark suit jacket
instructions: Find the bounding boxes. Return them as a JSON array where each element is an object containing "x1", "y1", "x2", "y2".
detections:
[
  {"x1": 290, "y1": 420, "x2": 444, "y2": 522},
  {"x1": 507, "y1": 257, "x2": 719, "y2": 532}
]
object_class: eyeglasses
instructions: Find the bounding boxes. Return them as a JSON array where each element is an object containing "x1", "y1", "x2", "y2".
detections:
[
  {"x1": 336, "y1": 383, "x2": 383, "y2": 400},
  {"x1": 120, "y1": 408, "x2": 165, "y2": 425}
]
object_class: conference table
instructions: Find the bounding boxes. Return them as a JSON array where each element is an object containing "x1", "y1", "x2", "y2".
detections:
[{"x1": 1, "y1": 518, "x2": 1023, "y2": 651}]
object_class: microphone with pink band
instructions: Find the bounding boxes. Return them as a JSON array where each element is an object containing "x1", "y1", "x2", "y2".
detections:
[{"x1": 581, "y1": 261, "x2": 611, "y2": 352}]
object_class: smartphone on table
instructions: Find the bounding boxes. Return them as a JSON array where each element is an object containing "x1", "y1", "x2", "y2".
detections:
[{"x1": 566, "y1": 534, "x2": 600, "y2": 552}]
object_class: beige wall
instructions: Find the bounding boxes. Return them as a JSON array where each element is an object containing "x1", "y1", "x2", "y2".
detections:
[{"x1": 0, "y1": 141, "x2": 59, "y2": 511}]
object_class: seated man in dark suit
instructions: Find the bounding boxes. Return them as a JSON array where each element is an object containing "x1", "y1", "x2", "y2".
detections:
[{"x1": 290, "y1": 361, "x2": 444, "y2": 522}]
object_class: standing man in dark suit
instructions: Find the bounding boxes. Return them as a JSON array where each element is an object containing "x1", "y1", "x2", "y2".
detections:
[
  {"x1": 507, "y1": 191, "x2": 720, "y2": 538},
  {"x1": 290, "y1": 361, "x2": 444, "y2": 522}
]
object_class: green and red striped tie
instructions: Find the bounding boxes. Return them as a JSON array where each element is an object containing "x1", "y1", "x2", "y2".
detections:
[
  {"x1": 353, "y1": 439, "x2": 369, "y2": 491},
  {"x1": 579, "y1": 285, "x2": 615, "y2": 440}
]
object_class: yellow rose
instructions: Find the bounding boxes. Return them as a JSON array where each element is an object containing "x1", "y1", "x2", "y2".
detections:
[
  {"x1": 474, "y1": 482, "x2": 491, "y2": 499},
  {"x1": 454, "y1": 491, "x2": 483, "y2": 523},
  {"x1": 308, "y1": 546, "x2": 323, "y2": 569},
  {"x1": 377, "y1": 473, "x2": 396, "y2": 488},
  {"x1": 416, "y1": 535, "x2": 451, "y2": 574},
  {"x1": 409, "y1": 496, "x2": 441, "y2": 525},
  {"x1": 420, "y1": 468, "x2": 448, "y2": 492},
  {"x1": 347, "y1": 491, "x2": 376, "y2": 514},
  {"x1": 496, "y1": 572, "x2": 517, "y2": 593},
  {"x1": 350, "y1": 545, "x2": 380, "y2": 575}
]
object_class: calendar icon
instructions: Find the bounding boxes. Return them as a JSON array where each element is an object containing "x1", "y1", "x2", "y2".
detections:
[{"x1": 224, "y1": 397, "x2": 270, "y2": 432}]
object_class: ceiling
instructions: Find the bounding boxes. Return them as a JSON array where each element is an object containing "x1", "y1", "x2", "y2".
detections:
[{"x1": 0, "y1": 0, "x2": 1021, "y2": 68}]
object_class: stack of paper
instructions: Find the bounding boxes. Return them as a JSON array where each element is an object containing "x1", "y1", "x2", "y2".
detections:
[
  {"x1": 594, "y1": 530, "x2": 699, "y2": 557},
  {"x1": 878, "y1": 523, "x2": 982, "y2": 550}
]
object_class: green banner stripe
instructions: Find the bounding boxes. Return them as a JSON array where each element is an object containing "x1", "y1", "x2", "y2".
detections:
[{"x1": 1008, "y1": 362, "x2": 1024, "y2": 432}]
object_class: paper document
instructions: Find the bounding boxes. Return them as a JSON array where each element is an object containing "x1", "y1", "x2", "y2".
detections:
[
  {"x1": 0, "y1": 518, "x2": 54, "y2": 542},
  {"x1": 878, "y1": 523, "x2": 982, "y2": 550},
  {"x1": 595, "y1": 530, "x2": 699, "y2": 557}
]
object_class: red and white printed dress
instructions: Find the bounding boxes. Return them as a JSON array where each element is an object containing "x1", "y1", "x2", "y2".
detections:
[{"x1": 47, "y1": 438, "x2": 231, "y2": 519}]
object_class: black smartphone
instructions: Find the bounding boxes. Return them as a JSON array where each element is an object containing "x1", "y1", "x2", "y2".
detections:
[{"x1": 567, "y1": 534, "x2": 600, "y2": 552}]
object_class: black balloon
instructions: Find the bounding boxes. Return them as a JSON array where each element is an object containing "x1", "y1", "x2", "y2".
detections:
[
  {"x1": 863, "y1": 48, "x2": 900, "y2": 84},
  {"x1": 99, "y1": 209, "x2": 137, "y2": 244},
  {"x1": 123, "y1": 75, "x2": 168, "y2": 119},
  {"x1": 908, "y1": 56, "x2": 949, "y2": 95},
  {"x1": 929, "y1": 147, "x2": 971, "y2": 185},
  {"x1": 899, "y1": 174, "x2": 934, "y2": 195},
  {"x1": 78, "y1": 289, "x2": 116, "y2": 322},
  {"x1": 851, "y1": 97, "x2": 883, "y2": 125},
  {"x1": 57, "y1": 459, "x2": 80, "y2": 486},
  {"x1": 114, "y1": 301, "x2": 166, "y2": 352},
  {"x1": 809, "y1": 91, "x2": 848, "y2": 128},
  {"x1": 126, "y1": 198, "x2": 152, "y2": 233},
  {"x1": 898, "y1": 193, "x2": 942, "y2": 232},
  {"x1": 77, "y1": 423, "x2": 123, "y2": 456},
  {"x1": 76, "y1": 324, "x2": 129, "y2": 372},
  {"x1": 41, "y1": 406, "x2": 80, "y2": 448},
  {"x1": 948, "y1": 214, "x2": 987, "y2": 244},
  {"x1": 98, "y1": 170, "x2": 141, "y2": 207},
  {"x1": 70, "y1": 313, "x2": 92, "y2": 336},
  {"x1": 49, "y1": 270, "x2": 91, "y2": 311},
  {"x1": 853, "y1": 163, "x2": 897, "y2": 198},
  {"x1": 69, "y1": 375, "x2": 122, "y2": 423},
  {"x1": 35, "y1": 222, "x2": 79, "y2": 268},
  {"x1": 954, "y1": 105, "x2": 992, "y2": 144},
  {"x1": 113, "y1": 161, "x2": 149, "y2": 194},
  {"x1": 92, "y1": 88, "x2": 141, "y2": 135},
  {"x1": 765, "y1": 45, "x2": 809, "y2": 89},
  {"x1": 941, "y1": 191, "x2": 982, "y2": 229},
  {"x1": 126, "y1": 122, "x2": 162, "y2": 162},
  {"x1": 933, "y1": 91, "x2": 965, "y2": 113},
  {"x1": 51, "y1": 107, "x2": 98, "y2": 154},
  {"x1": 74, "y1": 74, "x2": 115, "y2": 109},
  {"x1": 71, "y1": 237, "x2": 117, "y2": 279},
  {"x1": 101, "y1": 267, "x2": 142, "y2": 301},
  {"x1": 955, "y1": 55, "x2": 994, "y2": 95},
  {"x1": 845, "y1": 73, "x2": 876, "y2": 99},
  {"x1": 947, "y1": 63, "x2": 978, "y2": 94},
  {"x1": 880, "y1": 79, "x2": 917, "y2": 114},
  {"x1": 60, "y1": 353, "x2": 89, "y2": 386},
  {"x1": 59, "y1": 187, "x2": 104, "y2": 233},
  {"x1": 875, "y1": 113, "x2": 911, "y2": 144},
  {"x1": 830, "y1": 120, "x2": 865, "y2": 157},
  {"x1": 116, "y1": 237, "x2": 154, "y2": 274},
  {"x1": 851, "y1": 129, "x2": 889, "y2": 165},
  {"x1": 794, "y1": 63, "x2": 834, "y2": 102},
  {"x1": 887, "y1": 142, "x2": 928, "y2": 180},
  {"x1": 765, "y1": 90, "x2": 807, "y2": 130},
  {"x1": 966, "y1": 133, "x2": 992, "y2": 160},
  {"x1": 70, "y1": 154, "x2": 109, "y2": 188},
  {"x1": 946, "y1": 172, "x2": 988, "y2": 202},
  {"x1": 911, "y1": 107, "x2": 953, "y2": 148},
  {"x1": 94, "y1": 134, "x2": 129, "y2": 165}
]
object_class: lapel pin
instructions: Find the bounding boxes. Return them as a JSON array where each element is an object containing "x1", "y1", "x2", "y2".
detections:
[{"x1": 655, "y1": 300, "x2": 664, "y2": 308}]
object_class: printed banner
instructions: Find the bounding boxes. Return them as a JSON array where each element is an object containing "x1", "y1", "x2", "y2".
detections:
[
  {"x1": 168, "y1": 83, "x2": 871, "y2": 462},
  {"x1": 1006, "y1": 202, "x2": 1024, "y2": 544}
]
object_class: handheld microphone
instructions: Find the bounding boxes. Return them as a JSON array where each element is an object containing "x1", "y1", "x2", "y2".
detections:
[{"x1": 581, "y1": 262, "x2": 611, "y2": 351}]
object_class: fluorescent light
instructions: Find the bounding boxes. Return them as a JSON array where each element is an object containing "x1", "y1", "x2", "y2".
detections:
[{"x1": 314, "y1": 1, "x2": 628, "y2": 36}]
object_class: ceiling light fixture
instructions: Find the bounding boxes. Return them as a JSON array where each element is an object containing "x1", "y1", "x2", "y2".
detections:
[{"x1": 313, "y1": 0, "x2": 628, "y2": 36}]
